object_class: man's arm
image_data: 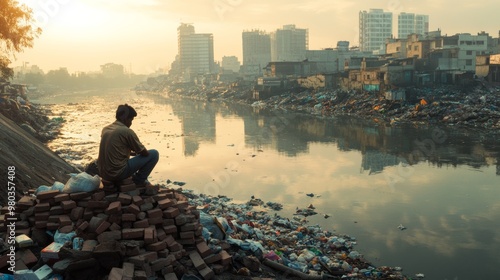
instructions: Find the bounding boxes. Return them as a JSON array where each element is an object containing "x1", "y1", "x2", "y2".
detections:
[{"x1": 138, "y1": 148, "x2": 149, "y2": 156}]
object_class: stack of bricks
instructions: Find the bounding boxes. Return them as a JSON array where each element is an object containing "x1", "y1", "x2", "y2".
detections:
[{"x1": 0, "y1": 183, "x2": 234, "y2": 280}]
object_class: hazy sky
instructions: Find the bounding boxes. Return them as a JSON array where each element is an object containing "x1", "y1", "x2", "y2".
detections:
[{"x1": 14, "y1": 0, "x2": 500, "y2": 74}]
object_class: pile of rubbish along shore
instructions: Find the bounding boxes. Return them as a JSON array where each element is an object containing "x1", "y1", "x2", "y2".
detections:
[
  {"x1": 0, "y1": 84, "x2": 64, "y2": 142},
  {"x1": 1, "y1": 177, "x2": 414, "y2": 280},
  {"x1": 164, "y1": 84, "x2": 500, "y2": 130}
]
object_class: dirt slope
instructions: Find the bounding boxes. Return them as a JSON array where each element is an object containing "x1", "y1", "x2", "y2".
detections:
[{"x1": 0, "y1": 113, "x2": 77, "y2": 205}]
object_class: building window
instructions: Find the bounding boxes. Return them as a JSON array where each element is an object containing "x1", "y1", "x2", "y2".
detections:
[
  {"x1": 466, "y1": 50, "x2": 473, "y2": 55},
  {"x1": 466, "y1": 59, "x2": 473, "y2": 66},
  {"x1": 414, "y1": 46, "x2": 419, "y2": 51}
]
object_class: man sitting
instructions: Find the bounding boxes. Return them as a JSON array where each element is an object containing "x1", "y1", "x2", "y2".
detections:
[{"x1": 97, "y1": 104, "x2": 159, "y2": 188}]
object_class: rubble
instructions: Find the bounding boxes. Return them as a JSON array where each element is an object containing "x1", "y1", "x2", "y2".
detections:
[
  {"x1": 1, "y1": 181, "x2": 410, "y2": 279},
  {"x1": 163, "y1": 83, "x2": 500, "y2": 131}
]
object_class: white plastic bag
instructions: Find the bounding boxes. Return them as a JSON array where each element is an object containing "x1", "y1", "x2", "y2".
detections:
[{"x1": 62, "y1": 172, "x2": 100, "y2": 193}]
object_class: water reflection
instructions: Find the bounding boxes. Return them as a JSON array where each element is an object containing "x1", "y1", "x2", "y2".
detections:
[{"x1": 156, "y1": 93, "x2": 500, "y2": 176}]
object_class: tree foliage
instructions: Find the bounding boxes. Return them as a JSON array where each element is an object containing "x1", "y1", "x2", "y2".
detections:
[{"x1": 0, "y1": 0, "x2": 41, "y2": 80}]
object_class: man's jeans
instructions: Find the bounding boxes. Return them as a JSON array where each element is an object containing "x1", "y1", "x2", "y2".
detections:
[{"x1": 118, "y1": 149, "x2": 159, "y2": 184}]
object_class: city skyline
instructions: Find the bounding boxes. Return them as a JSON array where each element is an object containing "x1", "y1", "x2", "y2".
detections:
[{"x1": 13, "y1": 0, "x2": 500, "y2": 74}]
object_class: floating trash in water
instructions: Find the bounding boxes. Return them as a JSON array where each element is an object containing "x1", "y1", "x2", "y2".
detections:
[{"x1": 397, "y1": 224, "x2": 407, "y2": 230}]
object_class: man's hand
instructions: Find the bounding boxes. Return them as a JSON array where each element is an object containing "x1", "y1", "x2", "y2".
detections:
[{"x1": 138, "y1": 149, "x2": 149, "y2": 156}]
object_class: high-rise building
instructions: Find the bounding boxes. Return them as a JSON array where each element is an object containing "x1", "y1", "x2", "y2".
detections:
[
  {"x1": 271, "y1": 24, "x2": 309, "y2": 62},
  {"x1": 221, "y1": 56, "x2": 240, "y2": 73},
  {"x1": 242, "y1": 29, "x2": 271, "y2": 75},
  {"x1": 359, "y1": 9, "x2": 393, "y2": 52},
  {"x1": 398, "y1": 12, "x2": 429, "y2": 39},
  {"x1": 177, "y1": 23, "x2": 215, "y2": 76}
]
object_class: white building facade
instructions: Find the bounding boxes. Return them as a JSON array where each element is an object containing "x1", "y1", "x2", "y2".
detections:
[
  {"x1": 271, "y1": 24, "x2": 309, "y2": 62},
  {"x1": 398, "y1": 13, "x2": 429, "y2": 39},
  {"x1": 359, "y1": 9, "x2": 393, "y2": 53},
  {"x1": 177, "y1": 23, "x2": 215, "y2": 77}
]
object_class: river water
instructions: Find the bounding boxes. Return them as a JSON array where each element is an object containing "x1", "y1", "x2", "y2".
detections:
[{"x1": 33, "y1": 88, "x2": 500, "y2": 280}]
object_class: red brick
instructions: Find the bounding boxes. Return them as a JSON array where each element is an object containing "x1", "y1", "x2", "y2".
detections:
[
  {"x1": 127, "y1": 204, "x2": 141, "y2": 215},
  {"x1": 87, "y1": 200, "x2": 110, "y2": 209},
  {"x1": 88, "y1": 217, "x2": 104, "y2": 232},
  {"x1": 163, "y1": 208, "x2": 179, "y2": 219},
  {"x1": 189, "y1": 251, "x2": 207, "y2": 270},
  {"x1": 180, "y1": 222, "x2": 197, "y2": 232},
  {"x1": 203, "y1": 253, "x2": 221, "y2": 265},
  {"x1": 133, "y1": 219, "x2": 149, "y2": 228},
  {"x1": 163, "y1": 225, "x2": 177, "y2": 234},
  {"x1": 36, "y1": 190, "x2": 60, "y2": 200},
  {"x1": 146, "y1": 241, "x2": 167, "y2": 252},
  {"x1": 118, "y1": 193, "x2": 133, "y2": 205},
  {"x1": 70, "y1": 192, "x2": 92, "y2": 200},
  {"x1": 58, "y1": 225, "x2": 74, "y2": 233},
  {"x1": 70, "y1": 207, "x2": 84, "y2": 221},
  {"x1": 17, "y1": 196, "x2": 36, "y2": 208},
  {"x1": 199, "y1": 266, "x2": 214, "y2": 280},
  {"x1": 144, "y1": 227, "x2": 156, "y2": 244},
  {"x1": 150, "y1": 258, "x2": 168, "y2": 272},
  {"x1": 175, "y1": 201, "x2": 189, "y2": 210},
  {"x1": 157, "y1": 198, "x2": 175, "y2": 209},
  {"x1": 179, "y1": 231, "x2": 194, "y2": 239},
  {"x1": 34, "y1": 202, "x2": 51, "y2": 213},
  {"x1": 109, "y1": 222, "x2": 121, "y2": 231},
  {"x1": 122, "y1": 213, "x2": 136, "y2": 222},
  {"x1": 92, "y1": 191, "x2": 106, "y2": 201},
  {"x1": 46, "y1": 222, "x2": 59, "y2": 230},
  {"x1": 53, "y1": 193, "x2": 70, "y2": 203},
  {"x1": 122, "y1": 228, "x2": 144, "y2": 239},
  {"x1": 83, "y1": 209, "x2": 94, "y2": 220},
  {"x1": 147, "y1": 208, "x2": 162, "y2": 219},
  {"x1": 108, "y1": 214, "x2": 122, "y2": 224},
  {"x1": 174, "y1": 214, "x2": 189, "y2": 226},
  {"x1": 156, "y1": 228, "x2": 167, "y2": 241},
  {"x1": 219, "y1": 250, "x2": 231, "y2": 266},
  {"x1": 95, "y1": 221, "x2": 111, "y2": 234},
  {"x1": 132, "y1": 196, "x2": 144, "y2": 206},
  {"x1": 196, "y1": 242, "x2": 212, "y2": 258},
  {"x1": 148, "y1": 216, "x2": 163, "y2": 225},
  {"x1": 178, "y1": 237, "x2": 195, "y2": 246},
  {"x1": 34, "y1": 211, "x2": 50, "y2": 221},
  {"x1": 48, "y1": 215, "x2": 61, "y2": 223},
  {"x1": 106, "y1": 201, "x2": 122, "y2": 215},
  {"x1": 77, "y1": 221, "x2": 89, "y2": 232},
  {"x1": 167, "y1": 241, "x2": 182, "y2": 252},
  {"x1": 58, "y1": 215, "x2": 72, "y2": 226}
]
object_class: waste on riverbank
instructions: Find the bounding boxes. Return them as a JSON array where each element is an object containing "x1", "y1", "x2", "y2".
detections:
[
  {"x1": 1, "y1": 173, "x2": 413, "y2": 280},
  {"x1": 160, "y1": 82, "x2": 500, "y2": 131}
]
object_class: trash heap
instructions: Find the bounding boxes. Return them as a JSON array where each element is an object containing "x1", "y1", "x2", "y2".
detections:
[
  {"x1": 0, "y1": 83, "x2": 63, "y2": 142},
  {"x1": 0, "y1": 179, "x2": 413, "y2": 280}
]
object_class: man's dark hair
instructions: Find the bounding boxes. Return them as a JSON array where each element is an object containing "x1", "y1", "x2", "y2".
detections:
[{"x1": 116, "y1": 104, "x2": 137, "y2": 122}]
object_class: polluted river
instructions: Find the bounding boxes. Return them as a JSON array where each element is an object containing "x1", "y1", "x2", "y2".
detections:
[{"x1": 32, "y1": 88, "x2": 500, "y2": 280}]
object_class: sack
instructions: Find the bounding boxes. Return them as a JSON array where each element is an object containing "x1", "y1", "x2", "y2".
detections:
[{"x1": 62, "y1": 172, "x2": 100, "y2": 193}]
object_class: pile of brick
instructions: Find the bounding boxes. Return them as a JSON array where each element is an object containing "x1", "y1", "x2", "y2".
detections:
[{"x1": 0, "y1": 182, "x2": 233, "y2": 280}]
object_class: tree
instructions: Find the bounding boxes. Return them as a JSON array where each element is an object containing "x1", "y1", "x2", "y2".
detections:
[{"x1": 0, "y1": 0, "x2": 41, "y2": 80}]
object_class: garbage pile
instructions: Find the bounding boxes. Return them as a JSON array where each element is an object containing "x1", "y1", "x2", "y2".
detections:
[
  {"x1": 0, "y1": 82, "x2": 63, "y2": 142},
  {"x1": 166, "y1": 82, "x2": 500, "y2": 131},
  {"x1": 0, "y1": 177, "x2": 411, "y2": 280}
]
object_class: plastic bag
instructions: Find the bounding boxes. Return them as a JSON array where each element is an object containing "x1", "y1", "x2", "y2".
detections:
[
  {"x1": 54, "y1": 230, "x2": 76, "y2": 244},
  {"x1": 62, "y1": 172, "x2": 100, "y2": 193}
]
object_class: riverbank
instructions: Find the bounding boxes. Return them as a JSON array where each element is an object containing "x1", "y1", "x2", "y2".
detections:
[
  {"x1": 159, "y1": 82, "x2": 500, "y2": 131},
  {"x1": 0, "y1": 94, "x2": 413, "y2": 279}
]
